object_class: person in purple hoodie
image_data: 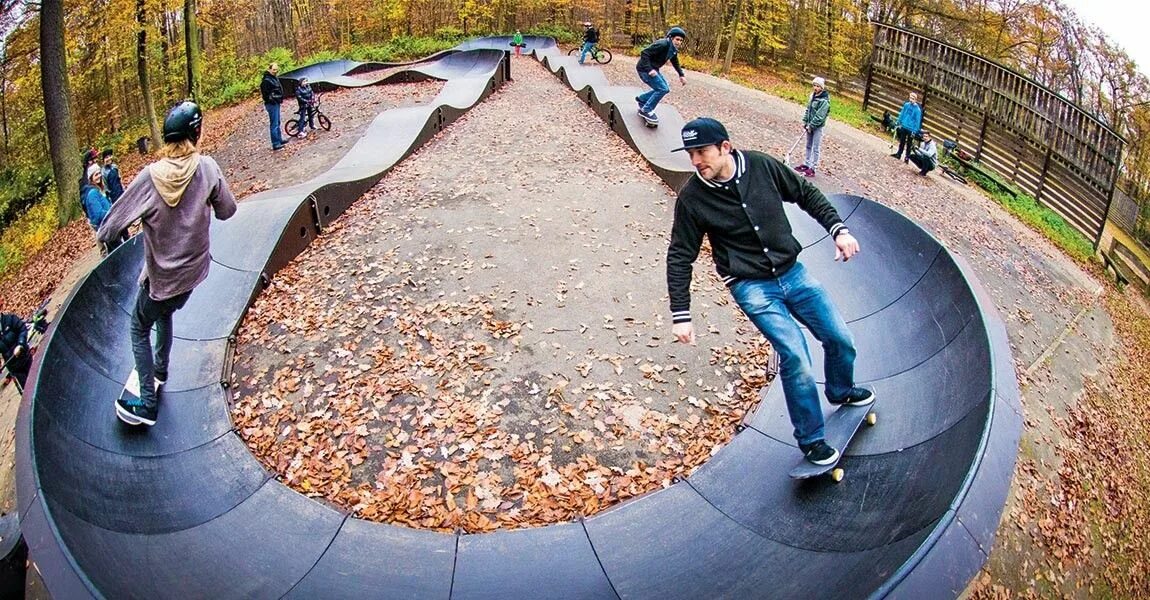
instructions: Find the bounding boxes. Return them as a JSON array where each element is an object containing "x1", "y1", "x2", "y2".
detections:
[{"x1": 98, "y1": 101, "x2": 237, "y2": 427}]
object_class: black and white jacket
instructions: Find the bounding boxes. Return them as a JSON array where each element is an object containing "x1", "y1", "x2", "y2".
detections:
[{"x1": 666, "y1": 149, "x2": 847, "y2": 324}]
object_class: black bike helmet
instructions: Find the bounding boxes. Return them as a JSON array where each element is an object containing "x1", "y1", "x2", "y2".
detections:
[
  {"x1": 667, "y1": 26, "x2": 687, "y2": 40},
  {"x1": 162, "y1": 100, "x2": 203, "y2": 144}
]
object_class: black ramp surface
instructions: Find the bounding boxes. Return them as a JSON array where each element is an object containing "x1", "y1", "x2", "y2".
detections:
[
  {"x1": 689, "y1": 412, "x2": 983, "y2": 552},
  {"x1": 48, "y1": 480, "x2": 344, "y2": 599},
  {"x1": 452, "y1": 522, "x2": 617, "y2": 600},
  {"x1": 749, "y1": 320, "x2": 992, "y2": 453},
  {"x1": 18, "y1": 37, "x2": 1021, "y2": 599},
  {"x1": 285, "y1": 518, "x2": 456, "y2": 599}
]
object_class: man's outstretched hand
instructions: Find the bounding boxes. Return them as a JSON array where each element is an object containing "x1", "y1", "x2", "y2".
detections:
[
  {"x1": 834, "y1": 232, "x2": 860, "y2": 262},
  {"x1": 672, "y1": 322, "x2": 696, "y2": 345}
]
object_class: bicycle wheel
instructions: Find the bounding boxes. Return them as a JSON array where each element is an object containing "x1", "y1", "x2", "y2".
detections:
[
  {"x1": 284, "y1": 119, "x2": 300, "y2": 137},
  {"x1": 594, "y1": 48, "x2": 613, "y2": 65},
  {"x1": 567, "y1": 47, "x2": 579, "y2": 57},
  {"x1": 318, "y1": 114, "x2": 331, "y2": 131}
]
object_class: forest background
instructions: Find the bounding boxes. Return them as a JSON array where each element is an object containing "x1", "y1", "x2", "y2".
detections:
[{"x1": 0, "y1": 0, "x2": 1148, "y2": 280}]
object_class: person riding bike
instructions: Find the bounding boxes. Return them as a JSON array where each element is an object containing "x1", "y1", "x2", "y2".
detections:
[{"x1": 579, "y1": 21, "x2": 600, "y2": 65}]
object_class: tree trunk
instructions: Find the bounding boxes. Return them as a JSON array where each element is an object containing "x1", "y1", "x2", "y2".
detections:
[
  {"x1": 185, "y1": 0, "x2": 201, "y2": 101},
  {"x1": 722, "y1": 0, "x2": 744, "y2": 76},
  {"x1": 137, "y1": 0, "x2": 162, "y2": 149},
  {"x1": 40, "y1": 0, "x2": 83, "y2": 226}
]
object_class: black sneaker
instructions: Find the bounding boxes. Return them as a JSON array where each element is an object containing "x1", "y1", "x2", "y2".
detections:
[
  {"x1": 800, "y1": 440, "x2": 840, "y2": 466},
  {"x1": 830, "y1": 387, "x2": 875, "y2": 407},
  {"x1": 116, "y1": 397, "x2": 157, "y2": 426}
]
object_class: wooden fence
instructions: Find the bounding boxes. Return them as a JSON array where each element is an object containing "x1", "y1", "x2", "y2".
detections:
[{"x1": 863, "y1": 22, "x2": 1124, "y2": 245}]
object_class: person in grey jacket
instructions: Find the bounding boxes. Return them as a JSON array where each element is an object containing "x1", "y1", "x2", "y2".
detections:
[
  {"x1": 796, "y1": 76, "x2": 830, "y2": 178},
  {"x1": 98, "y1": 101, "x2": 237, "y2": 426},
  {"x1": 907, "y1": 130, "x2": 938, "y2": 176}
]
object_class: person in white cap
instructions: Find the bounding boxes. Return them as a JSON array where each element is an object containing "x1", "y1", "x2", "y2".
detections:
[
  {"x1": 797, "y1": 76, "x2": 830, "y2": 178},
  {"x1": 666, "y1": 117, "x2": 873, "y2": 467}
]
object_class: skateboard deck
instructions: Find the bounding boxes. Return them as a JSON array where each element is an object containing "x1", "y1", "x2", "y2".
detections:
[
  {"x1": 115, "y1": 369, "x2": 144, "y2": 425},
  {"x1": 789, "y1": 402, "x2": 877, "y2": 482}
]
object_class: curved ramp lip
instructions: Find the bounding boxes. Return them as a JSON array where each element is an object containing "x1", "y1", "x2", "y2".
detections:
[{"x1": 18, "y1": 37, "x2": 1020, "y2": 599}]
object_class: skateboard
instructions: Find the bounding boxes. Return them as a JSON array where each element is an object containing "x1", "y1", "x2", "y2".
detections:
[
  {"x1": 640, "y1": 110, "x2": 659, "y2": 128},
  {"x1": 115, "y1": 369, "x2": 144, "y2": 425},
  {"x1": 789, "y1": 401, "x2": 877, "y2": 482}
]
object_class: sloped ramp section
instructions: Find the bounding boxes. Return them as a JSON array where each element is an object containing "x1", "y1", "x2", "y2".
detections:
[
  {"x1": 18, "y1": 36, "x2": 1020, "y2": 599},
  {"x1": 17, "y1": 46, "x2": 510, "y2": 598}
]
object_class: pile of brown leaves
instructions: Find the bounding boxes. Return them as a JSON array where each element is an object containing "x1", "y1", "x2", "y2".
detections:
[
  {"x1": 231, "y1": 60, "x2": 774, "y2": 532},
  {"x1": 0, "y1": 221, "x2": 94, "y2": 316}
]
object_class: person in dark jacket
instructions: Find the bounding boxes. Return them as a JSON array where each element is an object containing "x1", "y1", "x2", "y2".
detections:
[
  {"x1": 0, "y1": 312, "x2": 30, "y2": 390},
  {"x1": 635, "y1": 26, "x2": 688, "y2": 123},
  {"x1": 796, "y1": 76, "x2": 830, "y2": 178},
  {"x1": 295, "y1": 77, "x2": 317, "y2": 138},
  {"x1": 102, "y1": 148, "x2": 124, "y2": 203},
  {"x1": 891, "y1": 91, "x2": 922, "y2": 161},
  {"x1": 666, "y1": 117, "x2": 874, "y2": 467},
  {"x1": 578, "y1": 21, "x2": 600, "y2": 64},
  {"x1": 260, "y1": 63, "x2": 287, "y2": 150}
]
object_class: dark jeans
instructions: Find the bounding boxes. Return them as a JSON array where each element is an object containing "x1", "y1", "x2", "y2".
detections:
[
  {"x1": 894, "y1": 127, "x2": 914, "y2": 159},
  {"x1": 297, "y1": 104, "x2": 315, "y2": 130},
  {"x1": 909, "y1": 152, "x2": 936, "y2": 175},
  {"x1": 4, "y1": 349, "x2": 29, "y2": 390},
  {"x1": 265, "y1": 103, "x2": 284, "y2": 148},
  {"x1": 131, "y1": 281, "x2": 191, "y2": 408}
]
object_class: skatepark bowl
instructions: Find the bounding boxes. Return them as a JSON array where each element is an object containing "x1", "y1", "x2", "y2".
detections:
[{"x1": 16, "y1": 37, "x2": 1021, "y2": 599}]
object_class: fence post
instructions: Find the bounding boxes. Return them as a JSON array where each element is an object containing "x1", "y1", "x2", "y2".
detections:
[
  {"x1": 975, "y1": 111, "x2": 990, "y2": 162},
  {"x1": 863, "y1": 62, "x2": 874, "y2": 111},
  {"x1": 1036, "y1": 144, "x2": 1053, "y2": 203}
]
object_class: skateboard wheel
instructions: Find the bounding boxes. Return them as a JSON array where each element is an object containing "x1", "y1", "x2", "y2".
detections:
[
  {"x1": 831, "y1": 468, "x2": 844, "y2": 482},
  {"x1": 866, "y1": 412, "x2": 877, "y2": 426}
]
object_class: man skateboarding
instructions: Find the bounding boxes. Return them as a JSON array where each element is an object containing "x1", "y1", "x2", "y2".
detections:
[
  {"x1": 98, "y1": 101, "x2": 237, "y2": 426},
  {"x1": 666, "y1": 117, "x2": 874, "y2": 466},
  {"x1": 635, "y1": 26, "x2": 688, "y2": 125}
]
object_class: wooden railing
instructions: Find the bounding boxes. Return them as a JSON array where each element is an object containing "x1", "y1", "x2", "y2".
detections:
[{"x1": 864, "y1": 22, "x2": 1125, "y2": 245}]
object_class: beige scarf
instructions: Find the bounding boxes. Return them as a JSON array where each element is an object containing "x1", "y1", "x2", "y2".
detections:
[{"x1": 150, "y1": 150, "x2": 201, "y2": 207}]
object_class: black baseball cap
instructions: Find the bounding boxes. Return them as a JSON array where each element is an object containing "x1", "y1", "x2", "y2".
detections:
[{"x1": 673, "y1": 117, "x2": 729, "y2": 151}]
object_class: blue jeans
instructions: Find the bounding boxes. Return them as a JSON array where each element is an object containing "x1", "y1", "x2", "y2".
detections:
[
  {"x1": 265, "y1": 103, "x2": 284, "y2": 148},
  {"x1": 729, "y1": 263, "x2": 857, "y2": 445},
  {"x1": 637, "y1": 70, "x2": 670, "y2": 114},
  {"x1": 804, "y1": 126, "x2": 824, "y2": 169},
  {"x1": 131, "y1": 281, "x2": 192, "y2": 409},
  {"x1": 579, "y1": 41, "x2": 595, "y2": 63}
]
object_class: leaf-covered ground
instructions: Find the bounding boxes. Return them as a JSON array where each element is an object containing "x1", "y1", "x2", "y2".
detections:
[{"x1": 231, "y1": 58, "x2": 769, "y2": 532}]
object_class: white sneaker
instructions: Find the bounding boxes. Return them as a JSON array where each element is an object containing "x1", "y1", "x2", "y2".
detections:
[{"x1": 299, "y1": 131, "x2": 308, "y2": 139}]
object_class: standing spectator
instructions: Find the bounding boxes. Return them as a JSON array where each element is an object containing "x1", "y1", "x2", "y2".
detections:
[
  {"x1": 908, "y1": 130, "x2": 938, "y2": 176},
  {"x1": 0, "y1": 312, "x2": 30, "y2": 390},
  {"x1": 80, "y1": 164, "x2": 111, "y2": 231},
  {"x1": 578, "y1": 21, "x2": 600, "y2": 64},
  {"x1": 796, "y1": 76, "x2": 830, "y2": 178},
  {"x1": 666, "y1": 117, "x2": 873, "y2": 466},
  {"x1": 260, "y1": 62, "x2": 287, "y2": 151},
  {"x1": 891, "y1": 91, "x2": 922, "y2": 161},
  {"x1": 635, "y1": 26, "x2": 688, "y2": 123},
  {"x1": 295, "y1": 77, "x2": 317, "y2": 139},
  {"x1": 102, "y1": 148, "x2": 124, "y2": 203},
  {"x1": 97, "y1": 101, "x2": 237, "y2": 427}
]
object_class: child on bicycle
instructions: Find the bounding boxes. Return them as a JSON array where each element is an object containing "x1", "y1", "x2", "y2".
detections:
[
  {"x1": 635, "y1": 27, "x2": 687, "y2": 123},
  {"x1": 296, "y1": 77, "x2": 317, "y2": 138},
  {"x1": 578, "y1": 21, "x2": 600, "y2": 64}
]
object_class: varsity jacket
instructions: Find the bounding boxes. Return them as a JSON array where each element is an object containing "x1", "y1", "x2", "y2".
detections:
[{"x1": 666, "y1": 149, "x2": 847, "y2": 323}]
